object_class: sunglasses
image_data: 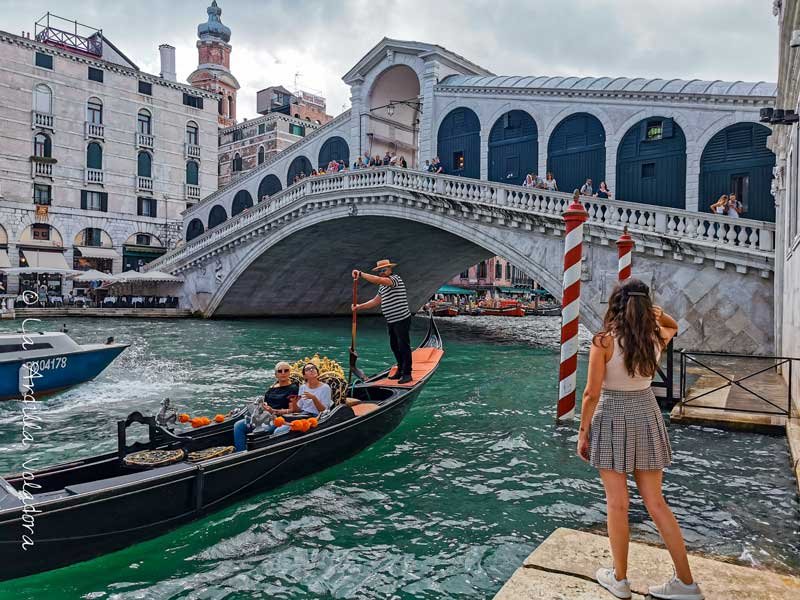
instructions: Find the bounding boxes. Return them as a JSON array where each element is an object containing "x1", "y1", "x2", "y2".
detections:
[
  {"x1": 276, "y1": 368, "x2": 290, "y2": 373},
  {"x1": 303, "y1": 366, "x2": 318, "y2": 372}
]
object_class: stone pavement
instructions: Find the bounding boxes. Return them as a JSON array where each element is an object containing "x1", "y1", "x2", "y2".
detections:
[{"x1": 494, "y1": 528, "x2": 800, "y2": 600}]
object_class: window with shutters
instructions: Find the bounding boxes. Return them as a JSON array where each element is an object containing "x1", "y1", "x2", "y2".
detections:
[
  {"x1": 33, "y1": 184, "x2": 51, "y2": 205},
  {"x1": 35, "y1": 52, "x2": 53, "y2": 69},
  {"x1": 138, "y1": 110, "x2": 152, "y2": 135},
  {"x1": 182, "y1": 93, "x2": 203, "y2": 109},
  {"x1": 186, "y1": 121, "x2": 199, "y2": 145},
  {"x1": 186, "y1": 161, "x2": 199, "y2": 185},
  {"x1": 86, "y1": 191, "x2": 103, "y2": 211},
  {"x1": 83, "y1": 227, "x2": 103, "y2": 246},
  {"x1": 138, "y1": 196, "x2": 157, "y2": 217},
  {"x1": 34, "y1": 133, "x2": 51, "y2": 158},
  {"x1": 495, "y1": 261, "x2": 502, "y2": 278},
  {"x1": 138, "y1": 80, "x2": 152, "y2": 96},
  {"x1": 477, "y1": 261, "x2": 488, "y2": 279},
  {"x1": 137, "y1": 152, "x2": 152, "y2": 177},
  {"x1": 289, "y1": 124, "x2": 305, "y2": 137},
  {"x1": 88, "y1": 66, "x2": 104, "y2": 83},
  {"x1": 86, "y1": 142, "x2": 103, "y2": 170}
]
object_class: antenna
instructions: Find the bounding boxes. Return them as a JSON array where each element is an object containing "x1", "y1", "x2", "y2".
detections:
[{"x1": 293, "y1": 71, "x2": 302, "y2": 92}]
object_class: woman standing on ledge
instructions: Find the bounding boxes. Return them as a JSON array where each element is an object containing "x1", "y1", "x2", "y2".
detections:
[{"x1": 577, "y1": 279, "x2": 704, "y2": 600}]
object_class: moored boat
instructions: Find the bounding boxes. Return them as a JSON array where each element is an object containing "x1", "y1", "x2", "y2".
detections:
[
  {"x1": 432, "y1": 302, "x2": 459, "y2": 317},
  {"x1": 480, "y1": 300, "x2": 526, "y2": 317},
  {"x1": 0, "y1": 315, "x2": 443, "y2": 582},
  {"x1": 0, "y1": 332, "x2": 129, "y2": 401}
]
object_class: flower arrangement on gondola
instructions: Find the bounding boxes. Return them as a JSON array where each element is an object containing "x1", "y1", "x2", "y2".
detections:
[{"x1": 177, "y1": 413, "x2": 227, "y2": 428}]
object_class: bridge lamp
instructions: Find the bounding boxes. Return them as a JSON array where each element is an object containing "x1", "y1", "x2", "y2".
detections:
[{"x1": 387, "y1": 103, "x2": 395, "y2": 117}]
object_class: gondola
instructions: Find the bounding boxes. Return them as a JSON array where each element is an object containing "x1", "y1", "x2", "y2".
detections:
[{"x1": 0, "y1": 314, "x2": 443, "y2": 582}]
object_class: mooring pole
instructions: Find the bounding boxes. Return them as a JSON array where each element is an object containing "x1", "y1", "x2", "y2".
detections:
[
  {"x1": 616, "y1": 226, "x2": 634, "y2": 281},
  {"x1": 557, "y1": 191, "x2": 588, "y2": 422}
]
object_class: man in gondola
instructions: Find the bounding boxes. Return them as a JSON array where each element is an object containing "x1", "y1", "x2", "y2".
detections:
[{"x1": 352, "y1": 259, "x2": 413, "y2": 384}]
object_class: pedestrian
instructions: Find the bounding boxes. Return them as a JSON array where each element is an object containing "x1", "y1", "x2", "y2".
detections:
[
  {"x1": 399, "y1": 155, "x2": 407, "y2": 168},
  {"x1": 596, "y1": 181, "x2": 611, "y2": 199},
  {"x1": 727, "y1": 194, "x2": 742, "y2": 218},
  {"x1": 433, "y1": 157, "x2": 444, "y2": 174},
  {"x1": 424, "y1": 159, "x2": 431, "y2": 172},
  {"x1": 544, "y1": 171, "x2": 558, "y2": 191},
  {"x1": 351, "y1": 259, "x2": 413, "y2": 384},
  {"x1": 710, "y1": 195, "x2": 728, "y2": 215},
  {"x1": 522, "y1": 173, "x2": 535, "y2": 188},
  {"x1": 580, "y1": 178, "x2": 593, "y2": 196},
  {"x1": 577, "y1": 278, "x2": 704, "y2": 600}
]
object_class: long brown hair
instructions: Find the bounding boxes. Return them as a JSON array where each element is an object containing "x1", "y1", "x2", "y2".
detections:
[{"x1": 594, "y1": 278, "x2": 662, "y2": 378}]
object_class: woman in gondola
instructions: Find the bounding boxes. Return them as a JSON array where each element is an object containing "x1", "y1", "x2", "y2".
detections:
[
  {"x1": 233, "y1": 361, "x2": 298, "y2": 451},
  {"x1": 577, "y1": 279, "x2": 703, "y2": 600},
  {"x1": 289, "y1": 363, "x2": 332, "y2": 416}
]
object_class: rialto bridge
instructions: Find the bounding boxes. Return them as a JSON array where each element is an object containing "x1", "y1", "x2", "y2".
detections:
[{"x1": 147, "y1": 167, "x2": 776, "y2": 355}]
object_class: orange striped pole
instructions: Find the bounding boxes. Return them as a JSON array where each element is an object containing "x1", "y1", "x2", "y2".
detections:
[
  {"x1": 557, "y1": 191, "x2": 588, "y2": 422},
  {"x1": 616, "y1": 226, "x2": 634, "y2": 281}
]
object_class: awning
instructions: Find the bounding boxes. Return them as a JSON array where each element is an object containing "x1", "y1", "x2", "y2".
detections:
[
  {"x1": 498, "y1": 286, "x2": 530, "y2": 294},
  {"x1": 0, "y1": 250, "x2": 9, "y2": 269},
  {"x1": 21, "y1": 249, "x2": 70, "y2": 271},
  {"x1": 75, "y1": 246, "x2": 120, "y2": 260},
  {"x1": 437, "y1": 285, "x2": 476, "y2": 296}
]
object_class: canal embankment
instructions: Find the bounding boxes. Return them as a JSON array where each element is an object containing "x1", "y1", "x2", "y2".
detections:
[{"x1": 494, "y1": 528, "x2": 800, "y2": 599}]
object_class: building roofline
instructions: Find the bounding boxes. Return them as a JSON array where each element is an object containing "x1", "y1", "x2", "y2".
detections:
[
  {"x1": 101, "y1": 34, "x2": 139, "y2": 70},
  {"x1": 0, "y1": 30, "x2": 222, "y2": 99}
]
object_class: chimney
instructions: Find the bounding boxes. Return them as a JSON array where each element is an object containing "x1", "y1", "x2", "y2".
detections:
[{"x1": 158, "y1": 44, "x2": 176, "y2": 82}]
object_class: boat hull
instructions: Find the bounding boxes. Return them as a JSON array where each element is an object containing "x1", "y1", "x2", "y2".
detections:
[
  {"x1": 480, "y1": 306, "x2": 526, "y2": 317},
  {"x1": 0, "y1": 387, "x2": 420, "y2": 581},
  {"x1": 0, "y1": 345, "x2": 128, "y2": 401}
]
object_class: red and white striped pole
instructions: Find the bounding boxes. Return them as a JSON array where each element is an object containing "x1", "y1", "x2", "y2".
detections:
[
  {"x1": 557, "y1": 191, "x2": 589, "y2": 422},
  {"x1": 616, "y1": 226, "x2": 634, "y2": 281}
]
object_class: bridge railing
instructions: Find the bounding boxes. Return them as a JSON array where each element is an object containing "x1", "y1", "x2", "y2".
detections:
[{"x1": 148, "y1": 167, "x2": 776, "y2": 272}]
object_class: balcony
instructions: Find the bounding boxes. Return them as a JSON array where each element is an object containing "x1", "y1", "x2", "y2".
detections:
[
  {"x1": 137, "y1": 176, "x2": 153, "y2": 193},
  {"x1": 85, "y1": 168, "x2": 104, "y2": 185},
  {"x1": 136, "y1": 132, "x2": 154, "y2": 149},
  {"x1": 185, "y1": 143, "x2": 201, "y2": 159},
  {"x1": 85, "y1": 121, "x2": 104, "y2": 140},
  {"x1": 31, "y1": 160, "x2": 53, "y2": 178},
  {"x1": 32, "y1": 111, "x2": 54, "y2": 130},
  {"x1": 185, "y1": 184, "x2": 201, "y2": 200}
]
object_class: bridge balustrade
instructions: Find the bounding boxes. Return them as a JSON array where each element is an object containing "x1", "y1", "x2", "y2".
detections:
[{"x1": 147, "y1": 167, "x2": 775, "y2": 273}]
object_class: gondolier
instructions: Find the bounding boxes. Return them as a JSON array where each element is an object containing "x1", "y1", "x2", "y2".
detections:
[{"x1": 352, "y1": 259, "x2": 413, "y2": 384}]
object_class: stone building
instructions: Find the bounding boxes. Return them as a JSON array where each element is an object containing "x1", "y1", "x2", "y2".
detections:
[
  {"x1": 256, "y1": 85, "x2": 333, "y2": 125},
  {"x1": 187, "y1": 0, "x2": 239, "y2": 128},
  {"x1": 217, "y1": 113, "x2": 323, "y2": 188},
  {"x1": 770, "y1": 0, "x2": 800, "y2": 388},
  {"x1": 447, "y1": 258, "x2": 537, "y2": 295},
  {"x1": 0, "y1": 13, "x2": 219, "y2": 295}
]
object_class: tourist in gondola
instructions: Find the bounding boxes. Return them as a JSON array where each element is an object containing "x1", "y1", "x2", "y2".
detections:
[
  {"x1": 577, "y1": 279, "x2": 703, "y2": 600},
  {"x1": 352, "y1": 259, "x2": 414, "y2": 384},
  {"x1": 289, "y1": 363, "x2": 333, "y2": 416},
  {"x1": 233, "y1": 361, "x2": 298, "y2": 451}
]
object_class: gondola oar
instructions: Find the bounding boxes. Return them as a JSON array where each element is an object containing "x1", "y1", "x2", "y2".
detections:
[{"x1": 349, "y1": 276, "x2": 368, "y2": 383}]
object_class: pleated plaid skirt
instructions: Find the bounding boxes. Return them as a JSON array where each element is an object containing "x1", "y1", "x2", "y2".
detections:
[{"x1": 589, "y1": 387, "x2": 672, "y2": 473}]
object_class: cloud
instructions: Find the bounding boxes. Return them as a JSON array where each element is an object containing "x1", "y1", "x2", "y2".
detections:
[{"x1": 3, "y1": 0, "x2": 777, "y2": 120}]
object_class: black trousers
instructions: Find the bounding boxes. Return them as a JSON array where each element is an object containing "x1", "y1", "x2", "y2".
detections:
[{"x1": 387, "y1": 316, "x2": 413, "y2": 377}]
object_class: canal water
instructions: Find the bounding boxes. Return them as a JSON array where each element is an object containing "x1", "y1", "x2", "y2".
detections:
[{"x1": 0, "y1": 316, "x2": 797, "y2": 599}]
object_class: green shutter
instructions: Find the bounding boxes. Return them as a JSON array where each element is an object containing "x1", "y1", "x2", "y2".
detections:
[
  {"x1": 100, "y1": 192, "x2": 108, "y2": 212},
  {"x1": 662, "y1": 118, "x2": 674, "y2": 139},
  {"x1": 80, "y1": 190, "x2": 87, "y2": 210}
]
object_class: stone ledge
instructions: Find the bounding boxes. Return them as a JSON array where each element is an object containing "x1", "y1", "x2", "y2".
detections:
[{"x1": 494, "y1": 528, "x2": 800, "y2": 599}]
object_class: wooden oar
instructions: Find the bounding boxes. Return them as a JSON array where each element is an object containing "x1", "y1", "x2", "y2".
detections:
[{"x1": 349, "y1": 277, "x2": 367, "y2": 383}]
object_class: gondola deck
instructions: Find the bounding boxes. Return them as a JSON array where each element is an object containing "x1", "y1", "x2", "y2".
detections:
[{"x1": 0, "y1": 314, "x2": 443, "y2": 583}]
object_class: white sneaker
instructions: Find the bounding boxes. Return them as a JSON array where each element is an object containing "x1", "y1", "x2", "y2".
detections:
[
  {"x1": 649, "y1": 574, "x2": 704, "y2": 600},
  {"x1": 596, "y1": 567, "x2": 632, "y2": 599}
]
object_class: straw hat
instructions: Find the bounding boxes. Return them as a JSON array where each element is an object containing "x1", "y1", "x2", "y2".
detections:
[{"x1": 371, "y1": 259, "x2": 398, "y2": 272}]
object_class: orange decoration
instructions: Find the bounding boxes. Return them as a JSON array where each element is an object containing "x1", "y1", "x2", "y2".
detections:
[
  {"x1": 308, "y1": 417, "x2": 318, "y2": 428},
  {"x1": 190, "y1": 417, "x2": 203, "y2": 428},
  {"x1": 300, "y1": 420, "x2": 311, "y2": 432},
  {"x1": 290, "y1": 420, "x2": 304, "y2": 432},
  {"x1": 201, "y1": 417, "x2": 211, "y2": 426},
  {"x1": 274, "y1": 416, "x2": 285, "y2": 427},
  {"x1": 178, "y1": 413, "x2": 190, "y2": 423},
  {"x1": 214, "y1": 414, "x2": 225, "y2": 423}
]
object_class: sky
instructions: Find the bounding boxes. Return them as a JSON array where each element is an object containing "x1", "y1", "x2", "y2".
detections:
[{"x1": 2, "y1": 0, "x2": 779, "y2": 121}]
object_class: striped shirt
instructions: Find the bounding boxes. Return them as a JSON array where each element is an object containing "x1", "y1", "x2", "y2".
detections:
[{"x1": 378, "y1": 274, "x2": 411, "y2": 323}]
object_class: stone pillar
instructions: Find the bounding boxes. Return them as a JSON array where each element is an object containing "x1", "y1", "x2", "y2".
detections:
[
  {"x1": 6, "y1": 242, "x2": 18, "y2": 295},
  {"x1": 480, "y1": 127, "x2": 489, "y2": 180},
  {"x1": 63, "y1": 247, "x2": 74, "y2": 295},
  {"x1": 113, "y1": 245, "x2": 124, "y2": 274},
  {"x1": 538, "y1": 134, "x2": 548, "y2": 180},
  {"x1": 684, "y1": 140, "x2": 701, "y2": 211},
  {"x1": 605, "y1": 137, "x2": 617, "y2": 195},
  {"x1": 419, "y1": 60, "x2": 440, "y2": 166},
  {"x1": 348, "y1": 80, "x2": 364, "y2": 164}
]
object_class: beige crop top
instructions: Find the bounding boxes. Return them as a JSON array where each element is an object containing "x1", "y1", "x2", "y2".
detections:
[{"x1": 603, "y1": 336, "x2": 662, "y2": 391}]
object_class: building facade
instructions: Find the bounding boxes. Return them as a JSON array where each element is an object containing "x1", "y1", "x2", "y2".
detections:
[
  {"x1": 217, "y1": 113, "x2": 323, "y2": 188},
  {"x1": 256, "y1": 86, "x2": 333, "y2": 125},
  {"x1": 187, "y1": 0, "x2": 239, "y2": 128},
  {"x1": 447, "y1": 257, "x2": 537, "y2": 294},
  {"x1": 770, "y1": 0, "x2": 800, "y2": 393},
  {"x1": 0, "y1": 14, "x2": 219, "y2": 294}
]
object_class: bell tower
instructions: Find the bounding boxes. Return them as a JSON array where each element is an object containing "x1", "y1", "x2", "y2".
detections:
[{"x1": 187, "y1": 1, "x2": 240, "y2": 127}]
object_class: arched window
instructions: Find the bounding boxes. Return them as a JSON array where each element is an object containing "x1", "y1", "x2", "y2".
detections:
[
  {"x1": 186, "y1": 218, "x2": 204, "y2": 242},
  {"x1": 258, "y1": 146, "x2": 265, "y2": 165},
  {"x1": 137, "y1": 109, "x2": 151, "y2": 135},
  {"x1": 33, "y1": 84, "x2": 52, "y2": 114},
  {"x1": 233, "y1": 153, "x2": 243, "y2": 172},
  {"x1": 186, "y1": 160, "x2": 199, "y2": 185},
  {"x1": 227, "y1": 96, "x2": 234, "y2": 118},
  {"x1": 495, "y1": 261, "x2": 502, "y2": 279},
  {"x1": 218, "y1": 98, "x2": 224, "y2": 116},
  {"x1": 86, "y1": 142, "x2": 103, "y2": 170},
  {"x1": 34, "y1": 132, "x2": 51, "y2": 158},
  {"x1": 477, "y1": 261, "x2": 488, "y2": 279},
  {"x1": 87, "y1": 98, "x2": 103, "y2": 124},
  {"x1": 186, "y1": 121, "x2": 199, "y2": 146},
  {"x1": 137, "y1": 151, "x2": 152, "y2": 178},
  {"x1": 231, "y1": 190, "x2": 253, "y2": 216}
]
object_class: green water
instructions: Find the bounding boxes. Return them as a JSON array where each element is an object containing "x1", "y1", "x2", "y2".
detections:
[{"x1": 0, "y1": 316, "x2": 798, "y2": 599}]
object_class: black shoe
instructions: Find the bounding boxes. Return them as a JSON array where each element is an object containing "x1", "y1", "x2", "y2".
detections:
[
  {"x1": 387, "y1": 372, "x2": 401, "y2": 380},
  {"x1": 398, "y1": 375, "x2": 412, "y2": 384}
]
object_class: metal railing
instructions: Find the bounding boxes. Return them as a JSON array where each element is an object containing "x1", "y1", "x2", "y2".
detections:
[
  {"x1": 678, "y1": 350, "x2": 796, "y2": 417},
  {"x1": 652, "y1": 340, "x2": 675, "y2": 403}
]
